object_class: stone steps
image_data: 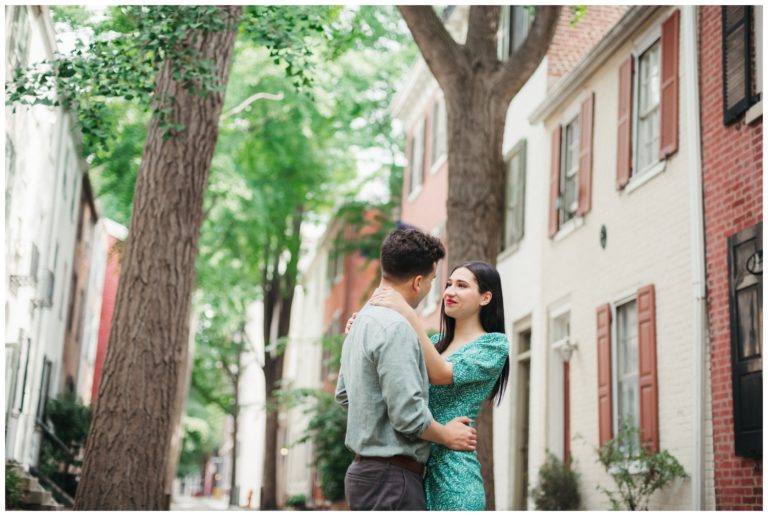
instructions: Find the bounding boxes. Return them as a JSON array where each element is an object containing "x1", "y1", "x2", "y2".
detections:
[{"x1": 7, "y1": 462, "x2": 63, "y2": 511}]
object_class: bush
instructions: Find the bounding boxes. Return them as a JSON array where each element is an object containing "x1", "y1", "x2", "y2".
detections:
[
  {"x1": 286, "y1": 494, "x2": 307, "y2": 509},
  {"x1": 530, "y1": 451, "x2": 581, "y2": 510},
  {"x1": 5, "y1": 465, "x2": 24, "y2": 509},
  {"x1": 596, "y1": 420, "x2": 688, "y2": 510}
]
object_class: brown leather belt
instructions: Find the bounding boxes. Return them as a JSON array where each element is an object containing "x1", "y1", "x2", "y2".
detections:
[{"x1": 355, "y1": 454, "x2": 426, "y2": 478}]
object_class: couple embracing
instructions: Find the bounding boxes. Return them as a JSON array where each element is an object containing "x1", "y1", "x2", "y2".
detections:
[{"x1": 335, "y1": 227, "x2": 510, "y2": 511}]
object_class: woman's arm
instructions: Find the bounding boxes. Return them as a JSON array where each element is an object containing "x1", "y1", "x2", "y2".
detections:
[{"x1": 369, "y1": 288, "x2": 453, "y2": 385}]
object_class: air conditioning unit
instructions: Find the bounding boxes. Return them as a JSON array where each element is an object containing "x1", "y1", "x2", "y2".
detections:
[
  {"x1": 9, "y1": 241, "x2": 39, "y2": 287},
  {"x1": 32, "y1": 269, "x2": 55, "y2": 309}
]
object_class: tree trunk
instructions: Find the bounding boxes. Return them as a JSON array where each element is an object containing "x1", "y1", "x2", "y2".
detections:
[
  {"x1": 444, "y1": 84, "x2": 507, "y2": 510},
  {"x1": 260, "y1": 206, "x2": 303, "y2": 510},
  {"x1": 74, "y1": 7, "x2": 241, "y2": 510},
  {"x1": 229, "y1": 368, "x2": 239, "y2": 507}
]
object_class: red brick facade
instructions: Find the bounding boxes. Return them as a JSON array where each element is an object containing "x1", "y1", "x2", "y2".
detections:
[
  {"x1": 699, "y1": 6, "x2": 763, "y2": 511},
  {"x1": 547, "y1": 6, "x2": 628, "y2": 84}
]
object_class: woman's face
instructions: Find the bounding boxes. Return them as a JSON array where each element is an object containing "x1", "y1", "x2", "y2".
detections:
[{"x1": 443, "y1": 267, "x2": 491, "y2": 320}]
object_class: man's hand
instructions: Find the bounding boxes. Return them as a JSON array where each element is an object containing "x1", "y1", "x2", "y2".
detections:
[
  {"x1": 344, "y1": 312, "x2": 358, "y2": 334},
  {"x1": 442, "y1": 416, "x2": 477, "y2": 451}
]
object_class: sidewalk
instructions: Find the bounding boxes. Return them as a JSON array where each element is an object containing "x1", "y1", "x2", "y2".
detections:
[{"x1": 170, "y1": 495, "x2": 233, "y2": 511}]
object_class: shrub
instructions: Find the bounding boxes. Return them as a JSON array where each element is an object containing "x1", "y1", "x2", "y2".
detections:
[
  {"x1": 596, "y1": 419, "x2": 688, "y2": 510},
  {"x1": 530, "y1": 450, "x2": 581, "y2": 510},
  {"x1": 5, "y1": 465, "x2": 24, "y2": 509}
]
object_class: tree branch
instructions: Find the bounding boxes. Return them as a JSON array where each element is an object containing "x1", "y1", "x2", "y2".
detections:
[
  {"x1": 466, "y1": 6, "x2": 501, "y2": 65},
  {"x1": 492, "y1": 6, "x2": 561, "y2": 103},
  {"x1": 221, "y1": 91, "x2": 284, "y2": 119},
  {"x1": 397, "y1": 6, "x2": 465, "y2": 87}
]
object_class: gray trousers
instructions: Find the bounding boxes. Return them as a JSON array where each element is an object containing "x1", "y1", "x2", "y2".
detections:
[{"x1": 344, "y1": 459, "x2": 427, "y2": 510}]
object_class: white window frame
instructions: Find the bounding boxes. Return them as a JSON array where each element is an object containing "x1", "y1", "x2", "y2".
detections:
[
  {"x1": 497, "y1": 6, "x2": 532, "y2": 61},
  {"x1": 501, "y1": 139, "x2": 526, "y2": 254},
  {"x1": 408, "y1": 118, "x2": 425, "y2": 201},
  {"x1": 559, "y1": 114, "x2": 580, "y2": 227},
  {"x1": 547, "y1": 300, "x2": 571, "y2": 461},
  {"x1": 627, "y1": 24, "x2": 667, "y2": 192},
  {"x1": 610, "y1": 289, "x2": 640, "y2": 437},
  {"x1": 430, "y1": 96, "x2": 447, "y2": 175}
]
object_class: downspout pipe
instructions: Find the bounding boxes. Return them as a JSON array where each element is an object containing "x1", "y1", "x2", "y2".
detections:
[{"x1": 682, "y1": 5, "x2": 707, "y2": 510}]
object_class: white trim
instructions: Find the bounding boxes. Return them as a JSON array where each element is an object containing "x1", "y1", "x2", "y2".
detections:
[
  {"x1": 429, "y1": 95, "x2": 447, "y2": 175},
  {"x1": 610, "y1": 295, "x2": 639, "y2": 436},
  {"x1": 631, "y1": 26, "x2": 662, "y2": 182},
  {"x1": 552, "y1": 215, "x2": 584, "y2": 243},
  {"x1": 745, "y1": 100, "x2": 763, "y2": 125},
  {"x1": 624, "y1": 158, "x2": 667, "y2": 194},
  {"x1": 548, "y1": 299, "x2": 571, "y2": 320},
  {"x1": 497, "y1": 242, "x2": 520, "y2": 262},
  {"x1": 407, "y1": 185, "x2": 423, "y2": 203}
]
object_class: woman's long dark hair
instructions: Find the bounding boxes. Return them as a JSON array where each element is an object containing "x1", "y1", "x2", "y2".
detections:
[{"x1": 436, "y1": 261, "x2": 510, "y2": 406}]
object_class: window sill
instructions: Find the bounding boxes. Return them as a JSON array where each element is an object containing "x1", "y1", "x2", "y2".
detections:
[
  {"x1": 746, "y1": 100, "x2": 763, "y2": 125},
  {"x1": 553, "y1": 216, "x2": 585, "y2": 243},
  {"x1": 430, "y1": 155, "x2": 447, "y2": 175},
  {"x1": 407, "y1": 185, "x2": 423, "y2": 203},
  {"x1": 497, "y1": 241, "x2": 522, "y2": 262},
  {"x1": 625, "y1": 159, "x2": 667, "y2": 195}
]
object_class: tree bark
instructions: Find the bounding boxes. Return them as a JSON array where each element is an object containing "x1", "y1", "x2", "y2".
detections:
[
  {"x1": 261, "y1": 205, "x2": 303, "y2": 510},
  {"x1": 74, "y1": 7, "x2": 241, "y2": 510},
  {"x1": 397, "y1": 5, "x2": 561, "y2": 510}
]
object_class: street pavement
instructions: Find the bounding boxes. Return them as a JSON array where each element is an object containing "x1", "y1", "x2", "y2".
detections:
[{"x1": 170, "y1": 495, "x2": 234, "y2": 511}]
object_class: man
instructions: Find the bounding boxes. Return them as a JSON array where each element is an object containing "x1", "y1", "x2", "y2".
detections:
[{"x1": 335, "y1": 228, "x2": 477, "y2": 510}]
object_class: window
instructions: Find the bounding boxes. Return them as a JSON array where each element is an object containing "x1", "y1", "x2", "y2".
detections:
[
  {"x1": 37, "y1": 358, "x2": 52, "y2": 420},
  {"x1": 597, "y1": 285, "x2": 659, "y2": 451},
  {"x1": 325, "y1": 237, "x2": 344, "y2": 290},
  {"x1": 512, "y1": 327, "x2": 531, "y2": 510},
  {"x1": 560, "y1": 116, "x2": 580, "y2": 226},
  {"x1": 408, "y1": 119, "x2": 425, "y2": 197},
  {"x1": 430, "y1": 98, "x2": 447, "y2": 172},
  {"x1": 498, "y1": 6, "x2": 533, "y2": 61},
  {"x1": 548, "y1": 309, "x2": 570, "y2": 463},
  {"x1": 502, "y1": 140, "x2": 526, "y2": 251},
  {"x1": 615, "y1": 299, "x2": 639, "y2": 434},
  {"x1": 727, "y1": 222, "x2": 762, "y2": 457},
  {"x1": 635, "y1": 42, "x2": 661, "y2": 175},
  {"x1": 722, "y1": 6, "x2": 761, "y2": 124}
]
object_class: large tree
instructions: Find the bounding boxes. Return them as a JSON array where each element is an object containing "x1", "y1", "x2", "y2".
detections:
[
  {"x1": 9, "y1": 5, "x2": 341, "y2": 510},
  {"x1": 397, "y1": 6, "x2": 562, "y2": 509},
  {"x1": 72, "y1": 6, "x2": 242, "y2": 509}
]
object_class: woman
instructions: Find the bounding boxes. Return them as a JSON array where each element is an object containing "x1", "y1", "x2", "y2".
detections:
[{"x1": 348, "y1": 260, "x2": 509, "y2": 510}]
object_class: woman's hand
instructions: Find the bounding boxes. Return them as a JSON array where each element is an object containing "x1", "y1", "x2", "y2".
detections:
[
  {"x1": 369, "y1": 287, "x2": 414, "y2": 319},
  {"x1": 344, "y1": 312, "x2": 358, "y2": 334}
]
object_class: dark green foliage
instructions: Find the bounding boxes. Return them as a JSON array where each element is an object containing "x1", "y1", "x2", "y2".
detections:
[
  {"x1": 38, "y1": 393, "x2": 92, "y2": 497},
  {"x1": 5, "y1": 465, "x2": 24, "y2": 509},
  {"x1": 279, "y1": 388, "x2": 354, "y2": 503},
  {"x1": 530, "y1": 451, "x2": 581, "y2": 510},
  {"x1": 596, "y1": 420, "x2": 688, "y2": 510}
]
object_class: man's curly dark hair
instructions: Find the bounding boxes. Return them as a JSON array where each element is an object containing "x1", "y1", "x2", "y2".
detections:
[{"x1": 380, "y1": 228, "x2": 445, "y2": 282}]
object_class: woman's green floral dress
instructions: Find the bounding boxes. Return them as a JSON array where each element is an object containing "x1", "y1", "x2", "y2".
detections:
[{"x1": 425, "y1": 332, "x2": 509, "y2": 511}]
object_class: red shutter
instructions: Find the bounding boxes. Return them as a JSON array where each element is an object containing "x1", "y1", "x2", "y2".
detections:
[
  {"x1": 616, "y1": 56, "x2": 633, "y2": 189},
  {"x1": 637, "y1": 284, "x2": 659, "y2": 453},
  {"x1": 577, "y1": 92, "x2": 594, "y2": 216},
  {"x1": 596, "y1": 303, "x2": 613, "y2": 446},
  {"x1": 548, "y1": 126, "x2": 561, "y2": 237},
  {"x1": 659, "y1": 9, "x2": 679, "y2": 159},
  {"x1": 423, "y1": 110, "x2": 434, "y2": 173}
]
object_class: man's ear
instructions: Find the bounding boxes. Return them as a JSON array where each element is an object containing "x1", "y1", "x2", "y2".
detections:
[{"x1": 411, "y1": 274, "x2": 423, "y2": 292}]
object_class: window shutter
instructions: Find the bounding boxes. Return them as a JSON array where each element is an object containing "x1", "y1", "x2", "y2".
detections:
[
  {"x1": 616, "y1": 56, "x2": 633, "y2": 189},
  {"x1": 722, "y1": 7, "x2": 755, "y2": 124},
  {"x1": 659, "y1": 10, "x2": 680, "y2": 159},
  {"x1": 597, "y1": 303, "x2": 613, "y2": 446},
  {"x1": 516, "y1": 140, "x2": 527, "y2": 243},
  {"x1": 549, "y1": 126, "x2": 561, "y2": 237},
  {"x1": 727, "y1": 222, "x2": 763, "y2": 457},
  {"x1": 424, "y1": 109, "x2": 434, "y2": 172},
  {"x1": 637, "y1": 284, "x2": 659, "y2": 453},
  {"x1": 577, "y1": 92, "x2": 594, "y2": 216}
]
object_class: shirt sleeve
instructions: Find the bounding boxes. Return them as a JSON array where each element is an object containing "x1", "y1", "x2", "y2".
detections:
[
  {"x1": 374, "y1": 321, "x2": 433, "y2": 440},
  {"x1": 450, "y1": 333, "x2": 509, "y2": 386},
  {"x1": 334, "y1": 370, "x2": 348, "y2": 409}
]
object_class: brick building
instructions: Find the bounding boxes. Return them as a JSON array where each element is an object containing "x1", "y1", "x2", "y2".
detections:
[{"x1": 699, "y1": 6, "x2": 763, "y2": 511}]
